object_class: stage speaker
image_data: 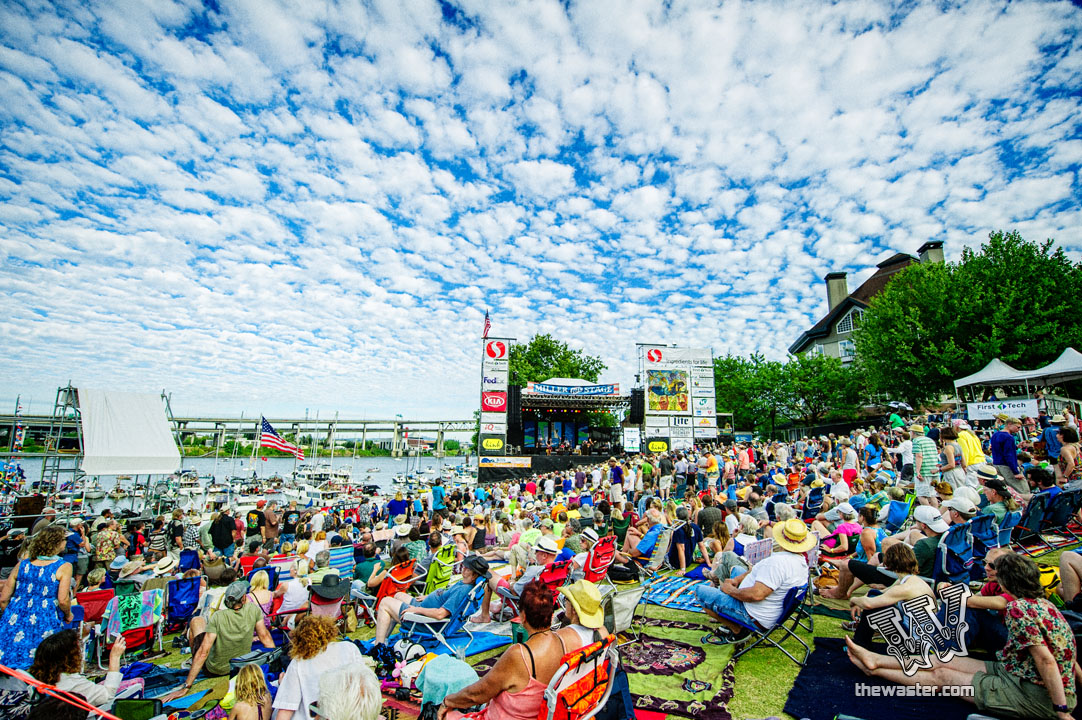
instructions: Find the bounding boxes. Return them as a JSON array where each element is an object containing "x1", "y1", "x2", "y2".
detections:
[
  {"x1": 507, "y1": 383, "x2": 522, "y2": 428},
  {"x1": 629, "y1": 388, "x2": 645, "y2": 424}
]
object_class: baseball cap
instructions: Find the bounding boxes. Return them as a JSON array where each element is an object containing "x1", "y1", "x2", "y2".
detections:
[
  {"x1": 224, "y1": 580, "x2": 250, "y2": 604},
  {"x1": 913, "y1": 505, "x2": 949, "y2": 534},
  {"x1": 836, "y1": 502, "x2": 855, "y2": 516},
  {"x1": 942, "y1": 498, "x2": 978, "y2": 515}
]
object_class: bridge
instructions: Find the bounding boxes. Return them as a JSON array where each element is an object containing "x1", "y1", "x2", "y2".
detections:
[{"x1": 0, "y1": 413, "x2": 476, "y2": 458}]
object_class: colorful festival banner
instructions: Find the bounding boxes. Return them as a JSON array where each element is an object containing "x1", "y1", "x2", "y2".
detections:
[{"x1": 525, "y1": 382, "x2": 620, "y2": 396}]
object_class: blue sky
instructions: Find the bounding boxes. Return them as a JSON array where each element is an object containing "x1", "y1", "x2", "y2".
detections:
[{"x1": 1, "y1": 0, "x2": 1080, "y2": 419}]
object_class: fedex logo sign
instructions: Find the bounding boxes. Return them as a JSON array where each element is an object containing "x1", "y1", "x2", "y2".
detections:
[{"x1": 481, "y1": 391, "x2": 507, "y2": 411}]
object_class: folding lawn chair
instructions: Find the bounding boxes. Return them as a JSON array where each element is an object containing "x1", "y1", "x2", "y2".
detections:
[
  {"x1": 353, "y1": 558, "x2": 416, "y2": 625},
  {"x1": 998, "y1": 510, "x2": 1022, "y2": 547},
  {"x1": 178, "y1": 549, "x2": 201, "y2": 572},
  {"x1": 499, "y1": 560, "x2": 574, "y2": 621},
  {"x1": 800, "y1": 487, "x2": 824, "y2": 523},
  {"x1": 580, "y1": 535, "x2": 618, "y2": 595},
  {"x1": 715, "y1": 584, "x2": 812, "y2": 666},
  {"x1": 247, "y1": 565, "x2": 281, "y2": 591},
  {"x1": 400, "y1": 576, "x2": 487, "y2": 655},
  {"x1": 882, "y1": 498, "x2": 914, "y2": 534},
  {"x1": 75, "y1": 588, "x2": 115, "y2": 626},
  {"x1": 238, "y1": 555, "x2": 261, "y2": 575},
  {"x1": 327, "y1": 545, "x2": 356, "y2": 577},
  {"x1": 1042, "y1": 490, "x2": 1082, "y2": 542},
  {"x1": 542, "y1": 634, "x2": 618, "y2": 720},
  {"x1": 1013, "y1": 492, "x2": 1051, "y2": 556},
  {"x1": 96, "y1": 589, "x2": 164, "y2": 669},
  {"x1": 932, "y1": 521, "x2": 975, "y2": 585},
  {"x1": 636, "y1": 525, "x2": 676, "y2": 581},
  {"x1": 165, "y1": 576, "x2": 202, "y2": 631},
  {"x1": 422, "y1": 543, "x2": 458, "y2": 594}
]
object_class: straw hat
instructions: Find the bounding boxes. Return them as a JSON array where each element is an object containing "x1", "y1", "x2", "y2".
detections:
[
  {"x1": 118, "y1": 558, "x2": 146, "y2": 579},
  {"x1": 394, "y1": 523, "x2": 411, "y2": 537},
  {"x1": 451, "y1": 526, "x2": 466, "y2": 537},
  {"x1": 772, "y1": 519, "x2": 817, "y2": 553},
  {"x1": 153, "y1": 555, "x2": 178, "y2": 575},
  {"x1": 559, "y1": 580, "x2": 604, "y2": 629}
]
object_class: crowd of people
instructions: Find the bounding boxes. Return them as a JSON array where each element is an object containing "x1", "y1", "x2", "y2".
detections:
[{"x1": 0, "y1": 406, "x2": 1081, "y2": 718}]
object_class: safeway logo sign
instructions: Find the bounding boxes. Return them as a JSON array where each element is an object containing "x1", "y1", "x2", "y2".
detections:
[
  {"x1": 646, "y1": 349, "x2": 663, "y2": 363},
  {"x1": 481, "y1": 391, "x2": 507, "y2": 411},
  {"x1": 485, "y1": 341, "x2": 508, "y2": 360}
]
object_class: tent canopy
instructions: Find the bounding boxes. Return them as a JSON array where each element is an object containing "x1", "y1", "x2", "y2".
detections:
[
  {"x1": 954, "y1": 348, "x2": 1082, "y2": 390},
  {"x1": 953, "y1": 358, "x2": 1024, "y2": 390},
  {"x1": 78, "y1": 388, "x2": 181, "y2": 476}
]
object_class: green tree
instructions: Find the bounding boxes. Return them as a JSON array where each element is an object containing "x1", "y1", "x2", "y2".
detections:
[
  {"x1": 855, "y1": 230, "x2": 1082, "y2": 405},
  {"x1": 508, "y1": 333, "x2": 607, "y2": 386},
  {"x1": 784, "y1": 353, "x2": 865, "y2": 424},
  {"x1": 713, "y1": 354, "x2": 789, "y2": 436}
]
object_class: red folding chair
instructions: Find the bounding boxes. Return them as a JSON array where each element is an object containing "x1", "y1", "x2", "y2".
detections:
[
  {"x1": 581, "y1": 536, "x2": 617, "y2": 595},
  {"x1": 500, "y1": 560, "x2": 574, "y2": 620},
  {"x1": 75, "y1": 589, "x2": 115, "y2": 626}
]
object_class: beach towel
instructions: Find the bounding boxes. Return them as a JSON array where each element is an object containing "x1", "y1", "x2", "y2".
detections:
[
  {"x1": 642, "y1": 575, "x2": 704, "y2": 613},
  {"x1": 103, "y1": 589, "x2": 164, "y2": 638}
]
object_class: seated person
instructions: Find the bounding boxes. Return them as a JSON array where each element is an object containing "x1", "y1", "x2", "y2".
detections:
[
  {"x1": 960, "y1": 546, "x2": 1012, "y2": 653},
  {"x1": 617, "y1": 509, "x2": 666, "y2": 562},
  {"x1": 813, "y1": 503, "x2": 861, "y2": 556},
  {"x1": 310, "y1": 664, "x2": 383, "y2": 720},
  {"x1": 309, "y1": 550, "x2": 340, "y2": 584},
  {"x1": 361, "y1": 546, "x2": 411, "y2": 594},
  {"x1": 728, "y1": 515, "x2": 761, "y2": 557},
  {"x1": 848, "y1": 544, "x2": 933, "y2": 648},
  {"x1": 164, "y1": 580, "x2": 275, "y2": 699},
  {"x1": 439, "y1": 580, "x2": 595, "y2": 720},
  {"x1": 563, "y1": 528, "x2": 599, "y2": 570},
  {"x1": 415, "y1": 533, "x2": 447, "y2": 580},
  {"x1": 846, "y1": 552, "x2": 1081, "y2": 720},
  {"x1": 478, "y1": 537, "x2": 559, "y2": 623},
  {"x1": 198, "y1": 567, "x2": 237, "y2": 618},
  {"x1": 83, "y1": 567, "x2": 107, "y2": 592},
  {"x1": 372, "y1": 555, "x2": 490, "y2": 646},
  {"x1": 30, "y1": 629, "x2": 126, "y2": 714},
  {"x1": 669, "y1": 507, "x2": 710, "y2": 574},
  {"x1": 353, "y1": 544, "x2": 383, "y2": 589},
  {"x1": 234, "y1": 540, "x2": 268, "y2": 572},
  {"x1": 694, "y1": 518, "x2": 815, "y2": 639}
]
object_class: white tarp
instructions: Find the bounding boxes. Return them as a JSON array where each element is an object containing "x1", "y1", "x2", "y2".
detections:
[
  {"x1": 1018, "y1": 348, "x2": 1082, "y2": 386},
  {"x1": 78, "y1": 388, "x2": 180, "y2": 476}
]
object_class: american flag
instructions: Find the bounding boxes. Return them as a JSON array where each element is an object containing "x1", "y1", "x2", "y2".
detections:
[
  {"x1": 260, "y1": 417, "x2": 305, "y2": 460},
  {"x1": 483, "y1": 310, "x2": 491, "y2": 339}
]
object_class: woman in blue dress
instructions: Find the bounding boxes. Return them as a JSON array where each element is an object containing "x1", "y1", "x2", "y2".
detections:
[{"x1": 0, "y1": 524, "x2": 73, "y2": 669}]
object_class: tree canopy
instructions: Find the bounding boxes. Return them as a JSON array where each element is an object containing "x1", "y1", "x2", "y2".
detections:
[
  {"x1": 507, "y1": 333, "x2": 607, "y2": 386},
  {"x1": 855, "y1": 230, "x2": 1082, "y2": 405}
]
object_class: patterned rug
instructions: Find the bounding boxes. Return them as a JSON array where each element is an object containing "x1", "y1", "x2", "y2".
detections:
[
  {"x1": 642, "y1": 575, "x2": 706, "y2": 613},
  {"x1": 623, "y1": 630, "x2": 737, "y2": 720}
]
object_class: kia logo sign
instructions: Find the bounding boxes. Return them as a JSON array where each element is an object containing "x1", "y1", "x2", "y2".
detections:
[
  {"x1": 646, "y1": 349, "x2": 662, "y2": 362},
  {"x1": 481, "y1": 391, "x2": 507, "y2": 410},
  {"x1": 482, "y1": 438, "x2": 504, "y2": 450},
  {"x1": 485, "y1": 341, "x2": 508, "y2": 359}
]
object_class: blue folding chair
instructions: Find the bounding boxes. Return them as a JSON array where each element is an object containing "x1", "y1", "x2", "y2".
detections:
[
  {"x1": 998, "y1": 510, "x2": 1022, "y2": 547},
  {"x1": 1042, "y1": 490, "x2": 1082, "y2": 541},
  {"x1": 933, "y1": 522, "x2": 975, "y2": 584},
  {"x1": 883, "y1": 499, "x2": 913, "y2": 534},
  {"x1": 711, "y1": 584, "x2": 812, "y2": 666},
  {"x1": 247, "y1": 566, "x2": 281, "y2": 591},
  {"x1": 968, "y1": 514, "x2": 999, "y2": 581},
  {"x1": 400, "y1": 577, "x2": 487, "y2": 655},
  {"x1": 800, "y1": 487, "x2": 824, "y2": 522},
  {"x1": 179, "y1": 549, "x2": 201, "y2": 572},
  {"x1": 328, "y1": 545, "x2": 356, "y2": 577},
  {"x1": 165, "y1": 576, "x2": 202, "y2": 630},
  {"x1": 1013, "y1": 492, "x2": 1051, "y2": 556}
]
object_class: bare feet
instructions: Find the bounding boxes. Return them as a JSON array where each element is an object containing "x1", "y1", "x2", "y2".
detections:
[
  {"x1": 820, "y1": 585, "x2": 844, "y2": 599},
  {"x1": 845, "y1": 636, "x2": 879, "y2": 675}
]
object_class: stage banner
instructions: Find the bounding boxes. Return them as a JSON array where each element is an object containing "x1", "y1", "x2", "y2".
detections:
[
  {"x1": 577, "y1": 424, "x2": 589, "y2": 445},
  {"x1": 563, "y1": 422, "x2": 575, "y2": 445},
  {"x1": 480, "y1": 337, "x2": 514, "y2": 456},
  {"x1": 552, "y1": 421, "x2": 563, "y2": 446},
  {"x1": 538, "y1": 421, "x2": 550, "y2": 445},
  {"x1": 671, "y1": 436, "x2": 693, "y2": 451},
  {"x1": 525, "y1": 382, "x2": 620, "y2": 396},
  {"x1": 524, "y1": 422, "x2": 537, "y2": 448},
  {"x1": 967, "y1": 399, "x2": 1038, "y2": 421},
  {"x1": 694, "y1": 417, "x2": 717, "y2": 428},
  {"x1": 479, "y1": 456, "x2": 531, "y2": 468},
  {"x1": 623, "y1": 427, "x2": 641, "y2": 453}
]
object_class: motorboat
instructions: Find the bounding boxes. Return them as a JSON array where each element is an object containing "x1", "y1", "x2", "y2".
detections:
[
  {"x1": 366, "y1": 467, "x2": 381, "y2": 473},
  {"x1": 83, "y1": 481, "x2": 106, "y2": 499}
]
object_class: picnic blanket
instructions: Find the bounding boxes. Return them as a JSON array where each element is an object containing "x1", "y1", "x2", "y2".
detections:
[
  {"x1": 642, "y1": 575, "x2": 705, "y2": 613},
  {"x1": 361, "y1": 630, "x2": 510, "y2": 658}
]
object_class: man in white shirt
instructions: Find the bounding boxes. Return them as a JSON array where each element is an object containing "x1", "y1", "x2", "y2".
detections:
[
  {"x1": 694, "y1": 518, "x2": 814, "y2": 636},
  {"x1": 543, "y1": 475, "x2": 556, "y2": 498},
  {"x1": 590, "y1": 467, "x2": 602, "y2": 489}
]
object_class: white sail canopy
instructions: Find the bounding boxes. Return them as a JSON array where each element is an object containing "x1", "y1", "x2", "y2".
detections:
[{"x1": 78, "y1": 388, "x2": 180, "y2": 476}]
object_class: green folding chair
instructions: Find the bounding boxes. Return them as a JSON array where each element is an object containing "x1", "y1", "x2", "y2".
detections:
[{"x1": 423, "y1": 543, "x2": 458, "y2": 595}]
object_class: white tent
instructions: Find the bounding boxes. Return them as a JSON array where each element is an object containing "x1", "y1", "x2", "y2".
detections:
[
  {"x1": 953, "y1": 358, "x2": 1025, "y2": 390},
  {"x1": 1017, "y1": 348, "x2": 1082, "y2": 386},
  {"x1": 78, "y1": 388, "x2": 181, "y2": 476}
]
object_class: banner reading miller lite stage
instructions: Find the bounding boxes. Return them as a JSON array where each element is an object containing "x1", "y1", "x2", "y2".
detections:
[{"x1": 479, "y1": 337, "x2": 514, "y2": 456}]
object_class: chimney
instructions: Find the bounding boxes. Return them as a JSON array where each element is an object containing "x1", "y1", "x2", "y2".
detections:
[
  {"x1": 825, "y1": 272, "x2": 848, "y2": 312},
  {"x1": 917, "y1": 240, "x2": 944, "y2": 265}
]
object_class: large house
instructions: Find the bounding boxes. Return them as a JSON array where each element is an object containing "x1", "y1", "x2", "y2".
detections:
[{"x1": 788, "y1": 241, "x2": 944, "y2": 363}]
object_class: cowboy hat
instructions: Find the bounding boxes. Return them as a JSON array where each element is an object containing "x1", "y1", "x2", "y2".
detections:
[
  {"x1": 118, "y1": 558, "x2": 146, "y2": 579},
  {"x1": 462, "y1": 554, "x2": 491, "y2": 580},
  {"x1": 153, "y1": 555, "x2": 178, "y2": 575},
  {"x1": 311, "y1": 574, "x2": 351, "y2": 600},
  {"x1": 559, "y1": 580, "x2": 605, "y2": 629},
  {"x1": 772, "y1": 518, "x2": 817, "y2": 553}
]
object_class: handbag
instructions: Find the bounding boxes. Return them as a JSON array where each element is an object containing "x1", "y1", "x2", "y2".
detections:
[
  {"x1": 113, "y1": 698, "x2": 163, "y2": 720},
  {"x1": 344, "y1": 603, "x2": 359, "y2": 632}
]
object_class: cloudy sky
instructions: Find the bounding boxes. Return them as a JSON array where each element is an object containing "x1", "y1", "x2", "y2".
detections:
[{"x1": 1, "y1": 0, "x2": 1080, "y2": 419}]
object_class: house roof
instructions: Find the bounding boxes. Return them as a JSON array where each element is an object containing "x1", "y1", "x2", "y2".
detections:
[{"x1": 788, "y1": 253, "x2": 917, "y2": 354}]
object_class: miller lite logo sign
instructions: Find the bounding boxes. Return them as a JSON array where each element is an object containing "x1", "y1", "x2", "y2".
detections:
[
  {"x1": 646, "y1": 348, "x2": 663, "y2": 363},
  {"x1": 481, "y1": 391, "x2": 507, "y2": 411},
  {"x1": 485, "y1": 341, "x2": 508, "y2": 360}
]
